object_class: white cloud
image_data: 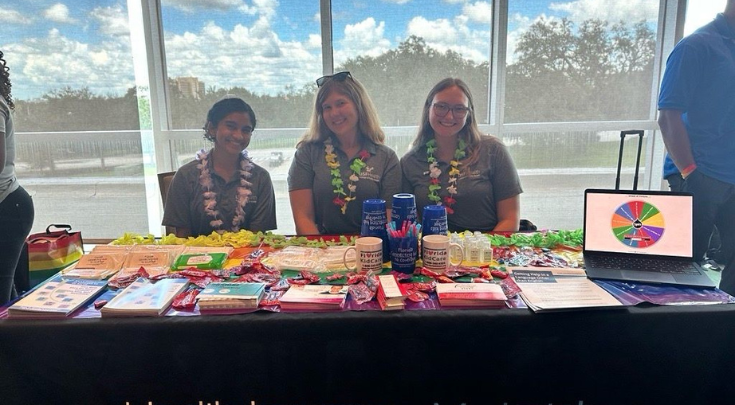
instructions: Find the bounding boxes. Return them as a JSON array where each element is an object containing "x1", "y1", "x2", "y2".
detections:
[
  {"x1": 43, "y1": 3, "x2": 77, "y2": 24},
  {"x1": 443, "y1": 0, "x2": 466, "y2": 4},
  {"x1": 164, "y1": 0, "x2": 244, "y2": 13},
  {"x1": 464, "y1": 1, "x2": 492, "y2": 25},
  {"x1": 407, "y1": 17, "x2": 458, "y2": 43},
  {"x1": 405, "y1": 15, "x2": 489, "y2": 62},
  {"x1": 549, "y1": 0, "x2": 658, "y2": 23},
  {"x1": 163, "y1": 20, "x2": 321, "y2": 96},
  {"x1": 162, "y1": 0, "x2": 278, "y2": 18},
  {"x1": 10, "y1": 28, "x2": 135, "y2": 99},
  {"x1": 336, "y1": 17, "x2": 392, "y2": 62},
  {"x1": 307, "y1": 33, "x2": 322, "y2": 49},
  {"x1": 382, "y1": 0, "x2": 411, "y2": 4},
  {"x1": 0, "y1": 8, "x2": 33, "y2": 24},
  {"x1": 90, "y1": 5, "x2": 130, "y2": 37}
]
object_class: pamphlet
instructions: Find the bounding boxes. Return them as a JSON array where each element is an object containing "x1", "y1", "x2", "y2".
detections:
[
  {"x1": 100, "y1": 277, "x2": 189, "y2": 317},
  {"x1": 377, "y1": 274, "x2": 408, "y2": 310},
  {"x1": 197, "y1": 282, "x2": 265, "y2": 310},
  {"x1": 508, "y1": 267, "x2": 624, "y2": 312},
  {"x1": 435, "y1": 283, "x2": 507, "y2": 308},
  {"x1": 279, "y1": 284, "x2": 348, "y2": 311},
  {"x1": 8, "y1": 276, "x2": 108, "y2": 318}
]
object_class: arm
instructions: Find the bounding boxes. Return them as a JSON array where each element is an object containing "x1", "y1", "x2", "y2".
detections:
[
  {"x1": 0, "y1": 130, "x2": 6, "y2": 169},
  {"x1": 381, "y1": 149, "x2": 402, "y2": 219},
  {"x1": 493, "y1": 195, "x2": 520, "y2": 232},
  {"x1": 658, "y1": 109, "x2": 696, "y2": 173},
  {"x1": 1, "y1": 107, "x2": 7, "y2": 169},
  {"x1": 289, "y1": 188, "x2": 320, "y2": 235},
  {"x1": 174, "y1": 227, "x2": 192, "y2": 238}
]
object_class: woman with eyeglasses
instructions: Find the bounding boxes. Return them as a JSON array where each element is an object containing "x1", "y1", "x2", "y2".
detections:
[
  {"x1": 162, "y1": 97, "x2": 276, "y2": 237},
  {"x1": 288, "y1": 72, "x2": 401, "y2": 235},
  {"x1": 401, "y1": 78, "x2": 522, "y2": 232},
  {"x1": 0, "y1": 50, "x2": 34, "y2": 304}
]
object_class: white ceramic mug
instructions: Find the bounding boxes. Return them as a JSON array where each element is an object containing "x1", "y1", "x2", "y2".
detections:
[
  {"x1": 343, "y1": 236, "x2": 384, "y2": 273},
  {"x1": 422, "y1": 234, "x2": 464, "y2": 272}
]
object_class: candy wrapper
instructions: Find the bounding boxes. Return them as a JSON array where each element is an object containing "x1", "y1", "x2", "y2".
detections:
[
  {"x1": 108, "y1": 266, "x2": 150, "y2": 290},
  {"x1": 169, "y1": 269, "x2": 224, "y2": 289},
  {"x1": 171, "y1": 286, "x2": 200, "y2": 310},
  {"x1": 287, "y1": 270, "x2": 320, "y2": 285},
  {"x1": 259, "y1": 290, "x2": 286, "y2": 307},
  {"x1": 499, "y1": 277, "x2": 522, "y2": 298},
  {"x1": 235, "y1": 272, "x2": 281, "y2": 287},
  {"x1": 348, "y1": 282, "x2": 375, "y2": 305}
]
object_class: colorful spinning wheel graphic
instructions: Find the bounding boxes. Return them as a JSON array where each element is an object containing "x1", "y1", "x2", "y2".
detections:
[{"x1": 611, "y1": 200, "x2": 665, "y2": 248}]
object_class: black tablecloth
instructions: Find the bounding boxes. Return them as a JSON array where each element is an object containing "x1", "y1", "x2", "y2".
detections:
[{"x1": 1, "y1": 305, "x2": 734, "y2": 405}]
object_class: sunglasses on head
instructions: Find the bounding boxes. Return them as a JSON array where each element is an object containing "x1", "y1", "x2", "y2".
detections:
[{"x1": 316, "y1": 71, "x2": 352, "y2": 87}]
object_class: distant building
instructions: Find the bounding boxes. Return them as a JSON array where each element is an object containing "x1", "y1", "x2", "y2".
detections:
[{"x1": 174, "y1": 77, "x2": 205, "y2": 99}]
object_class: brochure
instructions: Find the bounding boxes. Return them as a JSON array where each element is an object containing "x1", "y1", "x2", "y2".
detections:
[{"x1": 508, "y1": 267, "x2": 624, "y2": 312}]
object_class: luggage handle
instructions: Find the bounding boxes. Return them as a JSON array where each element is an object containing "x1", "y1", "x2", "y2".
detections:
[
  {"x1": 615, "y1": 130, "x2": 644, "y2": 191},
  {"x1": 45, "y1": 224, "x2": 73, "y2": 234}
]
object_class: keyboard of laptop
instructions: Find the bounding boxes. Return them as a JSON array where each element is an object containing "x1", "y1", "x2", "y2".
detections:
[{"x1": 585, "y1": 255, "x2": 701, "y2": 275}]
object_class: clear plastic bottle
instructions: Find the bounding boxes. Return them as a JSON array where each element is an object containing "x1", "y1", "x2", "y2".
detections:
[
  {"x1": 480, "y1": 238, "x2": 493, "y2": 264},
  {"x1": 467, "y1": 236, "x2": 481, "y2": 264},
  {"x1": 449, "y1": 232, "x2": 463, "y2": 263}
]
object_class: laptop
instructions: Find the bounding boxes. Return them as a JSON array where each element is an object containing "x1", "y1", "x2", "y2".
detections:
[{"x1": 583, "y1": 189, "x2": 716, "y2": 287}]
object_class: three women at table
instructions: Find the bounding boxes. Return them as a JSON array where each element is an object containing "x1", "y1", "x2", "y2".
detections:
[
  {"x1": 162, "y1": 97, "x2": 276, "y2": 237},
  {"x1": 288, "y1": 72, "x2": 401, "y2": 235},
  {"x1": 401, "y1": 78, "x2": 522, "y2": 232},
  {"x1": 0, "y1": 50, "x2": 34, "y2": 304}
]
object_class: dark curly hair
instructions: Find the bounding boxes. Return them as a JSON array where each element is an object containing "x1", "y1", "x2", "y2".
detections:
[
  {"x1": 0, "y1": 50, "x2": 13, "y2": 109},
  {"x1": 203, "y1": 97, "x2": 256, "y2": 142}
]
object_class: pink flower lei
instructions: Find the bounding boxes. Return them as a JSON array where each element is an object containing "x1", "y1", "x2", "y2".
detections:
[{"x1": 196, "y1": 148, "x2": 253, "y2": 232}]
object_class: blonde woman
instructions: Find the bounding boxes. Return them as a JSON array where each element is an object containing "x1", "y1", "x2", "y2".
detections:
[
  {"x1": 401, "y1": 78, "x2": 522, "y2": 232},
  {"x1": 288, "y1": 72, "x2": 400, "y2": 234}
]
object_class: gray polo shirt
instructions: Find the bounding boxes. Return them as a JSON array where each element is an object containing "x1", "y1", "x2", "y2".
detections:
[
  {"x1": 401, "y1": 136, "x2": 522, "y2": 232},
  {"x1": 288, "y1": 136, "x2": 401, "y2": 234},
  {"x1": 0, "y1": 98, "x2": 19, "y2": 204},
  {"x1": 162, "y1": 151, "x2": 277, "y2": 235}
]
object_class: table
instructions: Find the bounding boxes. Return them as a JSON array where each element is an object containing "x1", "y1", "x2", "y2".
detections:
[{"x1": 2, "y1": 304, "x2": 734, "y2": 405}]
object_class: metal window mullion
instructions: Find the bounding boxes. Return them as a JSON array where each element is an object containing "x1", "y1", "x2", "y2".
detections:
[
  {"x1": 489, "y1": 0, "x2": 508, "y2": 136},
  {"x1": 320, "y1": 0, "x2": 334, "y2": 75}
]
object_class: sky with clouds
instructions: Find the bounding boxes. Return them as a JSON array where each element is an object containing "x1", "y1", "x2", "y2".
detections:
[{"x1": 0, "y1": 0, "x2": 720, "y2": 100}]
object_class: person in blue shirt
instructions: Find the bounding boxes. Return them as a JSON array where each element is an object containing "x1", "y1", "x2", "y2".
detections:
[
  {"x1": 663, "y1": 153, "x2": 728, "y2": 265},
  {"x1": 658, "y1": 1, "x2": 735, "y2": 293}
]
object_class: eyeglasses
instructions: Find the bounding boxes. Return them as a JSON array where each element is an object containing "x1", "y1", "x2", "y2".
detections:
[
  {"x1": 432, "y1": 103, "x2": 471, "y2": 118},
  {"x1": 316, "y1": 71, "x2": 352, "y2": 87}
]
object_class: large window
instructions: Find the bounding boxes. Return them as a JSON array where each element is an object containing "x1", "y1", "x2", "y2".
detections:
[
  {"x1": 1, "y1": 0, "x2": 697, "y2": 238},
  {"x1": 1, "y1": 1, "x2": 146, "y2": 239}
]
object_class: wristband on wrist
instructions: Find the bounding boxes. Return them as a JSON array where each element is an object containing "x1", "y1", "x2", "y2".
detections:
[{"x1": 681, "y1": 163, "x2": 697, "y2": 179}]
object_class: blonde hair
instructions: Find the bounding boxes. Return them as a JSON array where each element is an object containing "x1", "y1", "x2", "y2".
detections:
[
  {"x1": 411, "y1": 78, "x2": 486, "y2": 168},
  {"x1": 298, "y1": 74, "x2": 384, "y2": 147}
]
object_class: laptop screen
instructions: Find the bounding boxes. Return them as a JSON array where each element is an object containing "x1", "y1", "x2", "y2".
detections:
[{"x1": 584, "y1": 190, "x2": 693, "y2": 258}]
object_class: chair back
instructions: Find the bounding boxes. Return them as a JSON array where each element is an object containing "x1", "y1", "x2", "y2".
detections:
[
  {"x1": 157, "y1": 171, "x2": 176, "y2": 236},
  {"x1": 157, "y1": 171, "x2": 176, "y2": 208}
]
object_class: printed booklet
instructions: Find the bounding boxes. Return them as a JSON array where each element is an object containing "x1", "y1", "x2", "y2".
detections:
[{"x1": 8, "y1": 275, "x2": 108, "y2": 318}]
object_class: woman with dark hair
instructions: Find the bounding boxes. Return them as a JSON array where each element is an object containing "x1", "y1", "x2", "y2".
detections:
[
  {"x1": 401, "y1": 78, "x2": 522, "y2": 232},
  {"x1": 0, "y1": 50, "x2": 34, "y2": 304},
  {"x1": 287, "y1": 72, "x2": 401, "y2": 235},
  {"x1": 162, "y1": 97, "x2": 276, "y2": 236}
]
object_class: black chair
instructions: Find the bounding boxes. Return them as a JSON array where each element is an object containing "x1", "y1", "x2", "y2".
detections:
[{"x1": 157, "y1": 171, "x2": 176, "y2": 235}]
